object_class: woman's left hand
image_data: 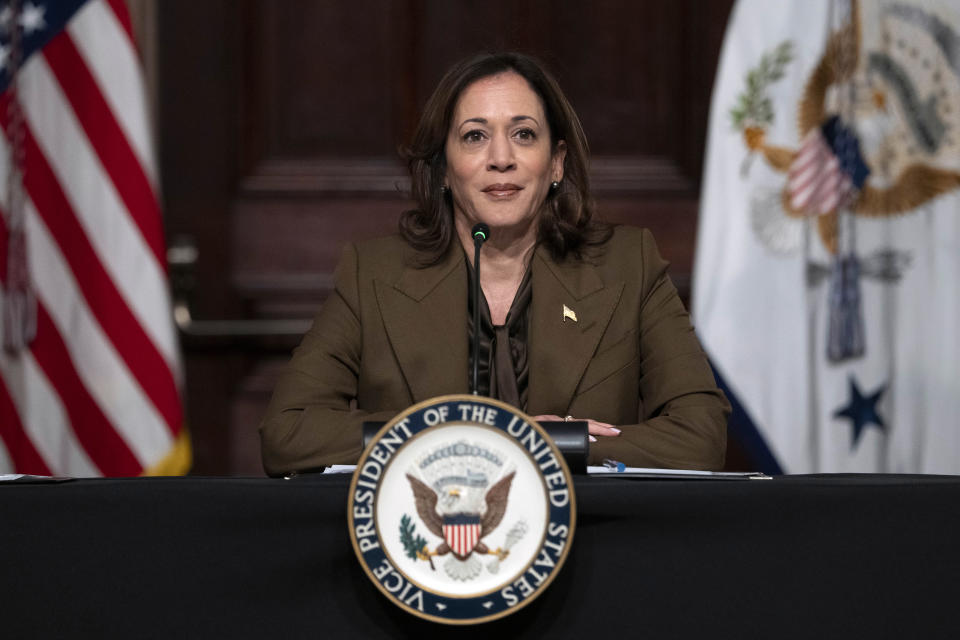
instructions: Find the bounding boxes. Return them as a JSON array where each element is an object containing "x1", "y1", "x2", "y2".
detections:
[{"x1": 532, "y1": 414, "x2": 621, "y2": 443}]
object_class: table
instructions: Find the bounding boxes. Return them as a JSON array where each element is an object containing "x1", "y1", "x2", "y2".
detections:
[{"x1": 2, "y1": 474, "x2": 957, "y2": 638}]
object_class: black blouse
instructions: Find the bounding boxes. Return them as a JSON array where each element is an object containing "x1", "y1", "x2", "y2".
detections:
[{"x1": 466, "y1": 262, "x2": 532, "y2": 410}]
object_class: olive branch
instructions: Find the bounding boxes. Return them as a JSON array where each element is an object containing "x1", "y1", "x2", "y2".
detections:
[
  {"x1": 730, "y1": 40, "x2": 794, "y2": 130},
  {"x1": 399, "y1": 514, "x2": 432, "y2": 568}
]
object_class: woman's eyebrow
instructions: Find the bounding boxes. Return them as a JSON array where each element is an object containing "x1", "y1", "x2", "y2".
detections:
[{"x1": 457, "y1": 115, "x2": 540, "y2": 128}]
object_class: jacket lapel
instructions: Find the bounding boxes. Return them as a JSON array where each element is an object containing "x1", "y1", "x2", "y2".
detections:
[
  {"x1": 375, "y1": 246, "x2": 469, "y2": 402},
  {"x1": 528, "y1": 246, "x2": 623, "y2": 415}
]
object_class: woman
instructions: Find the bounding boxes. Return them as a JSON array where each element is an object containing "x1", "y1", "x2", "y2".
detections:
[{"x1": 259, "y1": 52, "x2": 729, "y2": 476}]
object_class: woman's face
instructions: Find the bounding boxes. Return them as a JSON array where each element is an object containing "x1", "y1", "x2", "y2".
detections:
[{"x1": 445, "y1": 72, "x2": 565, "y2": 242}]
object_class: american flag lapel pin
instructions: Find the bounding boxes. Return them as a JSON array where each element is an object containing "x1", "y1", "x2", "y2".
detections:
[{"x1": 562, "y1": 304, "x2": 578, "y2": 323}]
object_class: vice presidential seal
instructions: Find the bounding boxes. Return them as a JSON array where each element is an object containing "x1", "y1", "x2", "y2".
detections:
[{"x1": 347, "y1": 395, "x2": 576, "y2": 624}]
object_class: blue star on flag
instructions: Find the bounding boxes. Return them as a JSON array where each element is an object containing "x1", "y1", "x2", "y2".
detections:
[{"x1": 833, "y1": 376, "x2": 886, "y2": 449}]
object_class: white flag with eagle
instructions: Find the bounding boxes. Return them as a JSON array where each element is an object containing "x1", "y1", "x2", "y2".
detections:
[{"x1": 693, "y1": 0, "x2": 960, "y2": 473}]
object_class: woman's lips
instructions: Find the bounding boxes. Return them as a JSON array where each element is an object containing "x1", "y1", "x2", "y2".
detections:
[{"x1": 482, "y1": 183, "x2": 523, "y2": 197}]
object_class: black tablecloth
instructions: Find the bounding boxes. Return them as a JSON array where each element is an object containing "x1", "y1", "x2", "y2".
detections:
[{"x1": 2, "y1": 474, "x2": 958, "y2": 639}]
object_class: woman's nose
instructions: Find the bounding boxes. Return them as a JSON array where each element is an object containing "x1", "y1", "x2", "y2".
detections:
[{"x1": 486, "y1": 133, "x2": 516, "y2": 172}]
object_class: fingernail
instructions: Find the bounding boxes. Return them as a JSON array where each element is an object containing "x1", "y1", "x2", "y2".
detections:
[
  {"x1": 610, "y1": 428, "x2": 621, "y2": 435},
  {"x1": 588, "y1": 435, "x2": 597, "y2": 443}
]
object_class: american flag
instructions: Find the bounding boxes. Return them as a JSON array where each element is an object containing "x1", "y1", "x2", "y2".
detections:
[
  {"x1": 787, "y1": 115, "x2": 869, "y2": 216},
  {"x1": 0, "y1": 0, "x2": 188, "y2": 476}
]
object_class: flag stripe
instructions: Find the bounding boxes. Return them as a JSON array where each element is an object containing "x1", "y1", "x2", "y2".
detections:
[
  {"x1": 809, "y1": 162, "x2": 839, "y2": 210},
  {"x1": 0, "y1": 377, "x2": 52, "y2": 475},
  {"x1": 8, "y1": 55, "x2": 178, "y2": 373},
  {"x1": 0, "y1": 348, "x2": 99, "y2": 476},
  {"x1": 31, "y1": 304, "x2": 141, "y2": 475},
  {"x1": 20, "y1": 198, "x2": 173, "y2": 467},
  {"x1": 788, "y1": 166, "x2": 818, "y2": 197},
  {"x1": 104, "y1": 0, "x2": 136, "y2": 47},
  {"x1": 0, "y1": 116, "x2": 182, "y2": 436},
  {"x1": 0, "y1": 433, "x2": 12, "y2": 472},
  {"x1": 789, "y1": 144, "x2": 827, "y2": 193},
  {"x1": 788, "y1": 142, "x2": 822, "y2": 182},
  {"x1": 788, "y1": 145, "x2": 825, "y2": 208},
  {"x1": 1, "y1": 209, "x2": 142, "y2": 474},
  {"x1": 443, "y1": 523, "x2": 482, "y2": 556},
  {"x1": 812, "y1": 159, "x2": 843, "y2": 214},
  {"x1": 789, "y1": 138, "x2": 829, "y2": 208},
  {"x1": 67, "y1": 0, "x2": 159, "y2": 191},
  {"x1": 0, "y1": 440, "x2": 12, "y2": 474},
  {"x1": 42, "y1": 30, "x2": 165, "y2": 267}
]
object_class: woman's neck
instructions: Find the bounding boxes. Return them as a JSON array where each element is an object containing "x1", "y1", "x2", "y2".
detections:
[{"x1": 456, "y1": 217, "x2": 536, "y2": 325}]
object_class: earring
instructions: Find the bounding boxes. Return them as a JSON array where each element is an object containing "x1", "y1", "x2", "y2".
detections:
[
  {"x1": 441, "y1": 185, "x2": 450, "y2": 194},
  {"x1": 550, "y1": 181, "x2": 560, "y2": 190}
]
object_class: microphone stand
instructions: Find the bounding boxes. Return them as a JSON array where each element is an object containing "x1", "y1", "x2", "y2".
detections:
[{"x1": 471, "y1": 223, "x2": 489, "y2": 395}]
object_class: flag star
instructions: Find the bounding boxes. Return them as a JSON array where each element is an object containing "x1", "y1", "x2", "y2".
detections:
[
  {"x1": 833, "y1": 376, "x2": 886, "y2": 449},
  {"x1": 19, "y1": 2, "x2": 46, "y2": 35}
]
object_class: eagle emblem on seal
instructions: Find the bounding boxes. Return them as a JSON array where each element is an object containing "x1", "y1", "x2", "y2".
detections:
[{"x1": 401, "y1": 440, "x2": 524, "y2": 581}]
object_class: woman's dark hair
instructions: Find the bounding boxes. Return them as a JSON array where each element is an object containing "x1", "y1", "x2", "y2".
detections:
[{"x1": 399, "y1": 52, "x2": 611, "y2": 264}]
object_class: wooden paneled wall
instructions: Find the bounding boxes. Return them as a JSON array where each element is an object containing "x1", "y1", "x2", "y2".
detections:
[{"x1": 157, "y1": 0, "x2": 735, "y2": 475}]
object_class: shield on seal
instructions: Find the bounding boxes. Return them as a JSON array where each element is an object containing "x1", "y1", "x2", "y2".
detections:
[{"x1": 442, "y1": 514, "x2": 482, "y2": 558}]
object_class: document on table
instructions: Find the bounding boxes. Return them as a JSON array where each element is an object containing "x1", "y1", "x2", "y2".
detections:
[
  {"x1": 323, "y1": 465, "x2": 358, "y2": 474},
  {"x1": 0, "y1": 474, "x2": 74, "y2": 483},
  {"x1": 587, "y1": 466, "x2": 771, "y2": 480}
]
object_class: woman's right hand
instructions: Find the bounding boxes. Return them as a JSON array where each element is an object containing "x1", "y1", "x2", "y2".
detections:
[{"x1": 532, "y1": 414, "x2": 621, "y2": 443}]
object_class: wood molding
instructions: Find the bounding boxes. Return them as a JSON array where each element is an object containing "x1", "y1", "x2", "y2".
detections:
[
  {"x1": 233, "y1": 271, "x2": 334, "y2": 297},
  {"x1": 239, "y1": 154, "x2": 694, "y2": 197},
  {"x1": 589, "y1": 156, "x2": 693, "y2": 194},
  {"x1": 239, "y1": 157, "x2": 408, "y2": 196}
]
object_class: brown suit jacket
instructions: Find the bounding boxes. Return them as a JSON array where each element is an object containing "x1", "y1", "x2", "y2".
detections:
[{"x1": 259, "y1": 226, "x2": 728, "y2": 475}]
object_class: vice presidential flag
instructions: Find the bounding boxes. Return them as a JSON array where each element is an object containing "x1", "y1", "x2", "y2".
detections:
[
  {"x1": 0, "y1": 0, "x2": 189, "y2": 476},
  {"x1": 693, "y1": 0, "x2": 960, "y2": 473}
]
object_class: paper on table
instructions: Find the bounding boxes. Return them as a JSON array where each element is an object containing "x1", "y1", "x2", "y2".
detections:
[
  {"x1": 0, "y1": 474, "x2": 74, "y2": 483},
  {"x1": 587, "y1": 466, "x2": 771, "y2": 480},
  {"x1": 323, "y1": 465, "x2": 358, "y2": 474}
]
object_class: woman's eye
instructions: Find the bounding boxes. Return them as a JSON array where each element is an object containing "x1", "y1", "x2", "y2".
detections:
[
  {"x1": 514, "y1": 128, "x2": 537, "y2": 142},
  {"x1": 463, "y1": 130, "x2": 485, "y2": 143}
]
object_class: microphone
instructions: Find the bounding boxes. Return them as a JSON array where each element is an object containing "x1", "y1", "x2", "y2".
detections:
[
  {"x1": 472, "y1": 223, "x2": 489, "y2": 245},
  {"x1": 471, "y1": 223, "x2": 489, "y2": 395}
]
